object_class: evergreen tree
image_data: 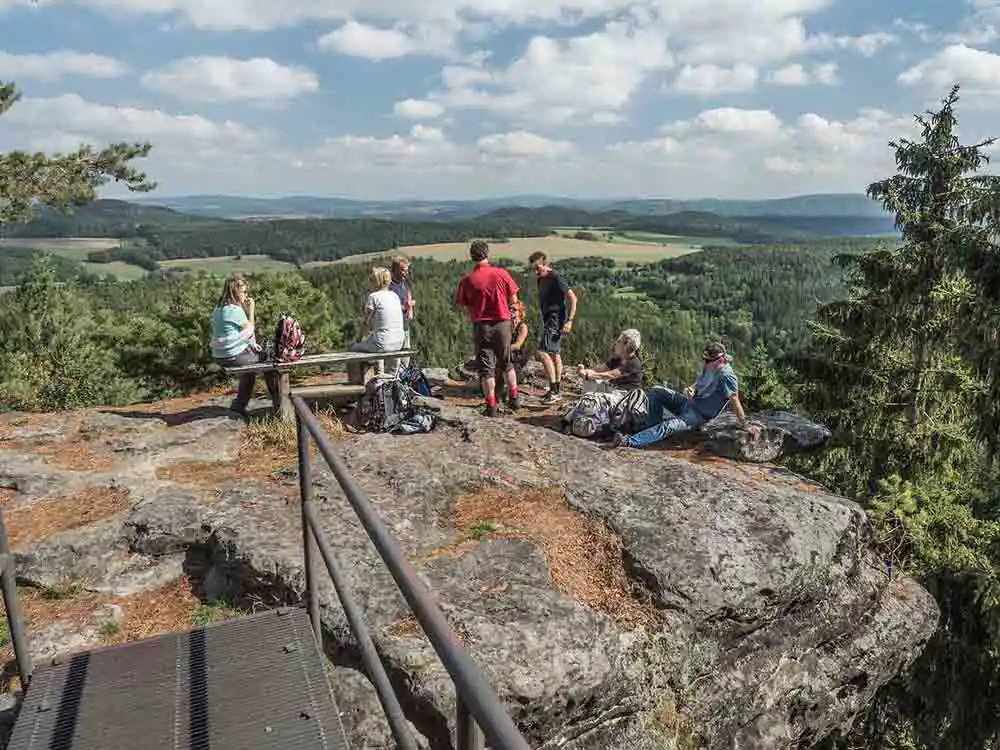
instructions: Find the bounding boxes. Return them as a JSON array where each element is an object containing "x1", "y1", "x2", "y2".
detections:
[
  {"x1": 793, "y1": 85, "x2": 991, "y2": 498},
  {"x1": 0, "y1": 81, "x2": 154, "y2": 226},
  {"x1": 798, "y1": 85, "x2": 1000, "y2": 750}
]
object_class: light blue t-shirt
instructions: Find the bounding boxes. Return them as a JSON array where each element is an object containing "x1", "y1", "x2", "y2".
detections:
[
  {"x1": 210, "y1": 304, "x2": 251, "y2": 359},
  {"x1": 693, "y1": 363, "x2": 738, "y2": 419}
]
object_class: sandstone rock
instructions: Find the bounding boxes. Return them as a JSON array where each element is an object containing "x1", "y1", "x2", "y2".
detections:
[
  {"x1": 697, "y1": 410, "x2": 832, "y2": 463},
  {"x1": 124, "y1": 487, "x2": 215, "y2": 556},
  {"x1": 421, "y1": 367, "x2": 451, "y2": 386},
  {"x1": 328, "y1": 665, "x2": 430, "y2": 749},
  {"x1": 0, "y1": 395, "x2": 937, "y2": 750},
  {"x1": 184, "y1": 402, "x2": 936, "y2": 749}
]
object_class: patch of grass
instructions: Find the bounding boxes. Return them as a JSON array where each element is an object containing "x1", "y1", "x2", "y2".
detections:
[
  {"x1": 39, "y1": 581, "x2": 85, "y2": 600},
  {"x1": 470, "y1": 521, "x2": 499, "y2": 539},
  {"x1": 190, "y1": 600, "x2": 245, "y2": 628},
  {"x1": 97, "y1": 619, "x2": 121, "y2": 638}
]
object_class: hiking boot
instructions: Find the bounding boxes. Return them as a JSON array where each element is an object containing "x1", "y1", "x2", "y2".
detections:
[
  {"x1": 541, "y1": 390, "x2": 562, "y2": 405},
  {"x1": 506, "y1": 392, "x2": 522, "y2": 411},
  {"x1": 612, "y1": 432, "x2": 630, "y2": 448},
  {"x1": 485, "y1": 403, "x2": 499, "y2": 418}
]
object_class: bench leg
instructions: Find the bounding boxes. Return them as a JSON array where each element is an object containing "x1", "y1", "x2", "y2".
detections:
[
  {"x1": 274, "y1": 372, "x2": 294, "y2": 422},
  {"x1": 348, "y1": 361, "x2": 377, "y2": 385}
]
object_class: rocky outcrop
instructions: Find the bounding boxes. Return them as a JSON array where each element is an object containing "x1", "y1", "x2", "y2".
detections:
[{"x1": 0, "y1": 392, "x2": 937, "y2": 750}]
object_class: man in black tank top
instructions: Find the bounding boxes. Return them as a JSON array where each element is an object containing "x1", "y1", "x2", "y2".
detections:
[{"x1": 528, "y1": 251, "x2": 578, "y2": 404}]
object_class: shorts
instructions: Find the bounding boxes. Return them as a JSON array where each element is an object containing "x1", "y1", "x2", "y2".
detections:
[
  {"x1": 538, "y1": 314, "x2": 563, "y2": 354},
  {"x1": 473, "y1": 320, "x2": 512, "y2": 377}
]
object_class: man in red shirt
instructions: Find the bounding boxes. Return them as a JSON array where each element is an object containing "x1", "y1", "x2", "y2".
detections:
[{"x1": 455, "y1": 240, "x2": 522, "y2": 417}]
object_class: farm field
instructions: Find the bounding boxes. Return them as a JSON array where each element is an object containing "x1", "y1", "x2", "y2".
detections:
[
  {"x1": 160, "y1": 255, "x2": 298, "y2": 275},
  {"x1": 331, "y1": 235, "x2": 702, "y2": 266},
  {"x1": 551, "y1": 228, "x2": 744, "y2": 248},
  {"x1": 82, "y1": 261, "x2": 149, "y2": 280},
  {"x1": 0, "y1": 237, "x2": 121, "y2": 260}
]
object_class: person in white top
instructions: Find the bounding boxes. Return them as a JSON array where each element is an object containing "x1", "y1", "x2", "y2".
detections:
[{"x1": 348, "y1": 266, "x2": 405, "y2": 381}]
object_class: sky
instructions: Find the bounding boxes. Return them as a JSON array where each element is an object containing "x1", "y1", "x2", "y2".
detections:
[{"x1": 1, "y1": 0, "x2": 999, "y2": 200}]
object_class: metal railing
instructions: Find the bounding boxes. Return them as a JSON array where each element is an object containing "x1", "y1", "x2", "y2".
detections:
[
  {"x1": 293, "y1": 396, "x2": 531, "y2": 750},
  {"x1": 0, "y1": 511, "x2": 33, "y2": 689}
]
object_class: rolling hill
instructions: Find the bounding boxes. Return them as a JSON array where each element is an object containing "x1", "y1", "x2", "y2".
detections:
[{"x1": 132, "y1": 192, "x2": 890, "y2": 221}]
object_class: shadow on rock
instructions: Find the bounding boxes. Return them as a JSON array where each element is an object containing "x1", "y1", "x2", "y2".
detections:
[{"x1": 102, "y1": 405, "x2": 266, "y2": 426}]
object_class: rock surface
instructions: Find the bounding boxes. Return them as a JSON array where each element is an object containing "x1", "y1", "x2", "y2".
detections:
[{"x1": 0, "y1": 390, "x2": 937, "y2": 750}]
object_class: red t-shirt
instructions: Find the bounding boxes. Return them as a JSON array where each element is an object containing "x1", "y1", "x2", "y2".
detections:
[{"x1": 455, "y1": 263, "x2": 519, "y2": 322}]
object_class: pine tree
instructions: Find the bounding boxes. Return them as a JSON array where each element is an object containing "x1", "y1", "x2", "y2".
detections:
[
  {"x1": 0, "y1": 81, "x2": 154, "y2": 225},
  {"x1": 793, "y1": 85, "x2": 993, "y2": 498},
  {"x1": 799, "y1": 85, "x2": 1000, "y2": 750}
]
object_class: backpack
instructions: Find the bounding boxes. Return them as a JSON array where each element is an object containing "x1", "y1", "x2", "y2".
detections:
[
  {"x1": 562, "y1": 392, "x2": 618, "y2": 439},
  {"x1": 273, "y1": 314, "x2": 305, "y2": 363},
  {"x1": 397, "y1": 363, "x2": 432, "y2": 397},
  {"x1": 609, "y1": 389, "x2": 649, "y2": 435},
  {"x1": 358, "y1": 376, "x2": 437, "y2": 434}
]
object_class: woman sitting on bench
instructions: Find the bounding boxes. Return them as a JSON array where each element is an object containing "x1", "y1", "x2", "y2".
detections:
[
  {"x1": 347, "y1": 266, "x2": 406, "y2": 382},
  {"x1": 209, "y1": 274, "x2": 279, "y2": 417}
]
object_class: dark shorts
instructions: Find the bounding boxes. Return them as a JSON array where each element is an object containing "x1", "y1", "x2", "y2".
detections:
[
  {"x1": 473, "y1": 320, "x2": 512, "y2": 377},
  {"x1": 538, "y1": 314, "x2": 563, "y2": 354}
]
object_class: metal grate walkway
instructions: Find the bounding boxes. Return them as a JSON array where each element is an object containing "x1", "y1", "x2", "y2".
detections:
[{"x1": 6, "y1": 607, "x2": 350, "y2": 750}]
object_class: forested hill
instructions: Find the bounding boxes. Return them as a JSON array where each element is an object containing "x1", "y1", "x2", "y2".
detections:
[
  {"x1": 0, "y1": 199, "x2": 225, "y2": 237},
  {"x1": 2, "y1": 199, "x2": 896, "y2": 267}
]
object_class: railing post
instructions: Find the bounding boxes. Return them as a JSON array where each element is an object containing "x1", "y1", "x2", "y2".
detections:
[
  {"x1": 456, "y1": 695, "x2": 484, "y2": 750},
  {"x1": 0, "y1": 511, "x2": 32, "y2": 688},
  {"x1": 297, "y1": 410, "x2": 322, "y2": 640}
]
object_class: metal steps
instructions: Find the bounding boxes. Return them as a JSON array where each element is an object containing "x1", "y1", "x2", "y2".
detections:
[{"x1": 6, "y1": 607, "x2": 350, "y2": 750}]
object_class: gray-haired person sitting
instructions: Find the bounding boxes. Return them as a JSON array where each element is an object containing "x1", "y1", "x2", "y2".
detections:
[{"x1": 577, "y1": 328, "x2": 644, "y2": 393}]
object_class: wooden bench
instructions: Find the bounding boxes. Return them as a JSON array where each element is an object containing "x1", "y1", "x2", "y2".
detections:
[{"x1": 223, "y1": 349, "x2": 418, "y2": 421}]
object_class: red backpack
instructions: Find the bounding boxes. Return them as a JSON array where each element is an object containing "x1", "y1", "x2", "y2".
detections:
[{"x1": 273, "y1": 314, "x2": 306, "y2": 362}]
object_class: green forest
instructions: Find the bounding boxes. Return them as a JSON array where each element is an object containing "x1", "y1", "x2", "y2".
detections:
[{"x1": 6, "y1": 76, "x2": 1000, "y2": 749}]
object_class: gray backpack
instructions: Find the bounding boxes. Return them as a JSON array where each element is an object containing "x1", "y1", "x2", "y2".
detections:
[{"x1": 562, "y1": 393, "x2": 617, "y2": 438}]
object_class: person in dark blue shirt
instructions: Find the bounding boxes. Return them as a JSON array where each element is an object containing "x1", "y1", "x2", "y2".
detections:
[
  {"x1": 613, "y1": 342, "x2": 760, "y2": 448},
  {"x1": 527, "y1": 251, "x2": 578, "y2": 404}
]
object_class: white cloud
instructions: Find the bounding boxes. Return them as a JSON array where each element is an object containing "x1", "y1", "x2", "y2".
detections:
[
  {"x1": 673, "y1": 63, "x2": 758, "y2": 95},
  {"x1": 0, "y1": 50, "x2": 128, "y2": 80},
  {"x1": 1, "y1": 89, "x2": 945, "y2": 199},
  {"x1": 808, "y1": 31, "x2": 897, "y2": 56},
  {"x1": 141, "y1": 57, "x2": 319, "y2": 103},
  {"x1": 317, "y1": 21, "x2": 456, "y2": 60},
  {"x1": 393, "y1": 98, "x2": 445, "y2": 119},
  {"x1": 767, "y1": 61, "x2": 838, "y2": 86},
  {"x1": 1, "y1": 94, "x2": 265, "y2": 174},
  {"x1": 692, "y1": 107, "x2": 784, "y2": 135},
  {"x1": 944, "y1": 0, "x2": 1000, "y2": 44},
  {"x1": 409, "y1": 124, "x2": 444, "y2": 141},
  {"x1": 476, "y1": 130, "x2": 572, "y2": 157},
  {"x1": 898, "y1": 44, "x2": 1000, "y2": 99}
]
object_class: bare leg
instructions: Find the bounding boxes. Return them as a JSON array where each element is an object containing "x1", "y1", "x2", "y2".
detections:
[
  {"x1": 536, "y1": 351, "x2": 556, "y2": 386},
  {"x1": 553, "y1": 354, "x2": 563, "y2": 384},
  {"x1": 482, "y1": 375, "x2": 497, "y2": 403},
  {"x1": 503, "y1": 365, "x2": 517, "y2": 393}
]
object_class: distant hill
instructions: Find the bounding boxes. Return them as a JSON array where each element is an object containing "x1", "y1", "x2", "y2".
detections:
[
  {"x1": 1, "y1": 199, "x2": 226, "y2": 238},
  {"x1": 479, "y1": 206, "x2": 895, "y2": 240},
  {"x1": 132, "y1": 192, "x2": 890, "y2": 221}
]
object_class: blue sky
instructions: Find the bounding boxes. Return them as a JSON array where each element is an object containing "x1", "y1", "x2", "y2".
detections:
[{"x1": 1, "y1": 0, "x2": 998, "y2": 200}]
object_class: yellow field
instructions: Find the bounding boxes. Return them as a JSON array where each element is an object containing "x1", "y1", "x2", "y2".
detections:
[{"x1": 327, "y1": 235, "x2": 702, "y2": 266}]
